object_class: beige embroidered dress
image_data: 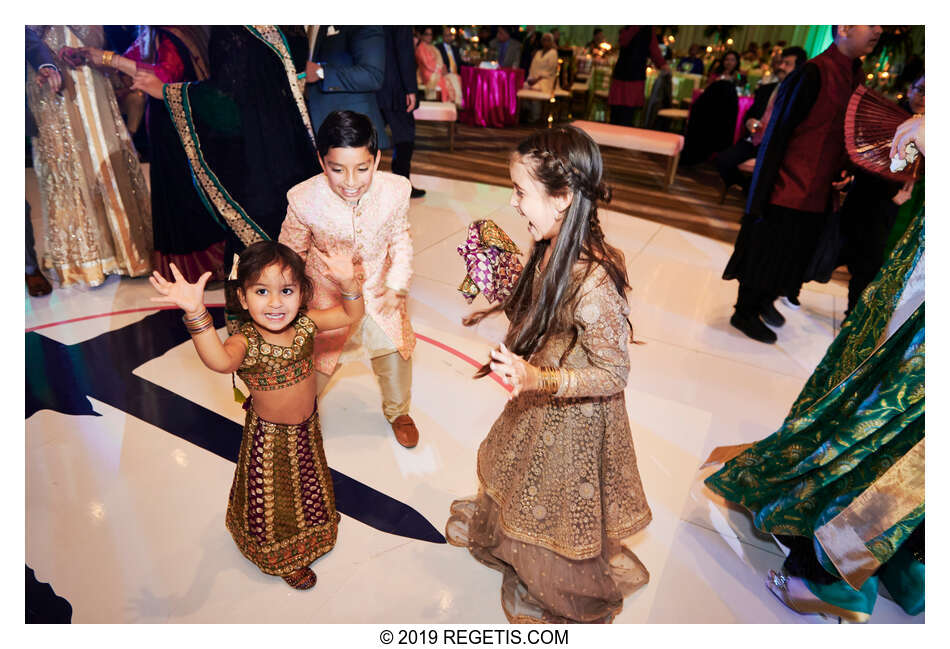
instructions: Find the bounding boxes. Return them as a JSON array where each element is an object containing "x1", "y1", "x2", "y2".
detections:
[
  {"x1": 447, "y1": 266, "x2": 651, "y2": 623},
  {"x1": 27, "y1": 25, "x2": 152, "y2": 287},
  {"x1": 279, "y1": 171, "x2": 415, "y2": 374}
]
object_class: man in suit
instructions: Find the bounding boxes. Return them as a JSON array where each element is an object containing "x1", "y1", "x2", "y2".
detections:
[
  {"x1": 26, "y1": 27, "x2": 61, "y2": 297},
  {"x1": 305, "y1": 25, "x2": 390, "y2": 150},
  {"x1": 489, "y1": 26, "x2": 522, "y2": 68},
  {"x1": 715, "y1": 46, "x2": 806, "y2": 194},
  {"x1": 377, "y1": 26, "x2": 425, "y2": 199},
  {"x1": 439, "y1": 26, "x2": 463, "y2": 75}
]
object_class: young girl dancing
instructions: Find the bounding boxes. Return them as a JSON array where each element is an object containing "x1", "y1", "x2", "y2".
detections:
[
  {"x1": 149, "y1": 243, "x2": 364, "y2": 590},
  {"x1": 446, "y1": 126, "x2": 652, "y2": 623}
]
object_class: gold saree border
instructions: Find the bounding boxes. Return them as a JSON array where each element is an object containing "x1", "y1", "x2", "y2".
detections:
[
  {"x1": 246, "y1": 25, "x2": 315, "y2": 146},
  {"x1": 162, "y1": 82, "x2": 269, "y2": 247},
  {"x1": 815, "y1": 438, "x2": 925, "y2": 590}
]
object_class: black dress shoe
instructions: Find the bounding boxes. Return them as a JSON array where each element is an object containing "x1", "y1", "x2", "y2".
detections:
[
  {"x1": 410, "y1": 187, "x2": 426, "y2": 199},
  {"x1": 760, "y1": 301, "x2": 786, "y2": 327},
  {"x1": 730, "y1": 312, "x2": 777, "y2": 344}
]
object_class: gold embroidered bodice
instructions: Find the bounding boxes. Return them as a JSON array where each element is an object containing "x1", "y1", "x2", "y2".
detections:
[{"x1": 237, "y1": 315, "x2": 316, "y2": 391}]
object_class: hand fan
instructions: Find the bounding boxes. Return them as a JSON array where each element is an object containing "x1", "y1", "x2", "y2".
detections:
[{"x1": 844, "y1": 85, "x2": 918, "y2": 182}]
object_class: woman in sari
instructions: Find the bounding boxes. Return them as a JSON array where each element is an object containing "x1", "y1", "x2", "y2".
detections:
[
  {"x1": 131, "y1": 26, "x2": 318, "y2": 261},
  {"x1": 77, "y1": 26, "x2": 227, "y2": 283},
  {"x1": 27, "y1": 25, "x2": 152, "y2": 288},
  {"x1": 414, "y1": 26, "x2": 462, "y2": 106},
  {"x1": 704, "y1": 118, "x2": 925, "y2": 623}
]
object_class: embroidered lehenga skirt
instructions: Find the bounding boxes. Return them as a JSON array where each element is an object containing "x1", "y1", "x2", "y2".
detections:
[
  {"x1": 225, "y1": 399, "x2": 339, "y2": 576},
  {"x1": 447, "y1": 390, "x2": 652, "y2": 623}
]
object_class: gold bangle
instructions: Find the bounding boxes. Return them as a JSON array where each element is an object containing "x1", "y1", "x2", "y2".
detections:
[
  {"x1": 101, "y1": 50, "x2": 115, "y2": 67},
  {"x1": 537, "y1": 366, "x2": 560, "y2": 394}
]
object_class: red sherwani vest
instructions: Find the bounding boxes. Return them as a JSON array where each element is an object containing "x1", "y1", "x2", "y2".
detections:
[{"x1": 770, "y1": 44, "x2": 861, "y2": 214}]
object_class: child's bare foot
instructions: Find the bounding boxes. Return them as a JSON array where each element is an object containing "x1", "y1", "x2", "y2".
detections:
[{"x1": 282, "y1": 566, "x2": 317, "y2": 590}]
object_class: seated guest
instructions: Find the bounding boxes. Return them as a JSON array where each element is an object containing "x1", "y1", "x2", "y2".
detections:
[
  {"x1": 716, "y1": 46, "x2": 807, "y2": 193},
  {"x1": 677, "y1": 43, "x2": 705, "y2": 74},
  {"x1": 521, "y1": 32, "x2": 559, "y2": 123},
  {"x1": 415, "y1": 26, "x2": 462, "y2": 106},
  {"x1": 439, "y1": 26, "x2": 463, "y2": 74},
  {"x1": 586, "y1": 27, "x2": 606, "y2": 50},
  {"x1": 741, "y1": 42, "x2": 761, "y2": 67},
  {"x1": 489, "y1": 25, "x2": 522, "y2": 68},
  {"x1": 525, "y1": 32, "x2": 559, "y2": 93},
  {"x1": 707, "y1": 50, "x2": 743, "y2": 87}
]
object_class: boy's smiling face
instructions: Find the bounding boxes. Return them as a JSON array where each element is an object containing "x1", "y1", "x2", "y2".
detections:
[{"x1": 319, "y1": 146, "x2": 381, "y2": 203}]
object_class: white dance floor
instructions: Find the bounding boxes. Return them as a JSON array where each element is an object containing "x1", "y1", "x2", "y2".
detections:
[{"x1": 25, "y1": 172, "x2": 923, "y2": 623}]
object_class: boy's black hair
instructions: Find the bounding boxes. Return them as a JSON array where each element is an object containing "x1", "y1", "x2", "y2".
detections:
[{"x1": 316, "y1": 110, "x2": 379, "y2": 157}]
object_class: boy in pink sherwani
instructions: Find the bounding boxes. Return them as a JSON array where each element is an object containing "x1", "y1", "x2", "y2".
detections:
[{"x1": 279, "y1": 110, "x2": 419, "y2": 448}]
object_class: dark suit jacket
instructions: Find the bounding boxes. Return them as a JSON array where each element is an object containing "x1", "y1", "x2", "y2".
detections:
[
  {"x1": 377, "y1": 26, "x2": 417, "y2": 111},
  {"x1": 438, "y1": 40, "x2": 462, "y2": 73},
  {"x1": 308, "y1": 25, "x2": 390, "y2": 148},
  {"x1": 26, "y1": 27, "x2": 58, "y2": 137}
]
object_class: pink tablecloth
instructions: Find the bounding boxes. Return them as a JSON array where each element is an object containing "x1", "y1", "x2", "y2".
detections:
[
  {"x1": 459, "y1": 66, "x2": 525, "y2": 128},
  {"x1": 690, "y1": 88, "x2": 756, "y2": 144}
]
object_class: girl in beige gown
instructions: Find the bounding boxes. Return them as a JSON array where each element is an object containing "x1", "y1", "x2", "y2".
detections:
[
  {"x1": 448, "y1": 126, "x2": 651, "y2": 623},
  {"x1": 27, "y1": 25, "x2": 152, "y2": 288}
]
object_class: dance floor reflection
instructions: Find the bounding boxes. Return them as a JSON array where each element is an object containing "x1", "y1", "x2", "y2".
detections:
[{"x1": 25, "y1": 174, "x2": 922, "y2": 623}]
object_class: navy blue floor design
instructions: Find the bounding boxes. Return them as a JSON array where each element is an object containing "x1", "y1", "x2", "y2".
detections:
[
  {"x1": 25, "y1": 308, "x2": 445, "y2": 545},
  {"x1": 26, "y1": 565, "x2": 72, "y2": 623}
]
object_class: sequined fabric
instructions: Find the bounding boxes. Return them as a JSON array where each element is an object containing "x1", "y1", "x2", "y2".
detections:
[
  {"x1": 27, "y1": 26, "x2": 152, "y2": 288},
  {"x1": 236, "y1": 315, "x2": 316, "y2": 390},
  {"x1": 226, "y1": 398, "x2": 338, "y2": 576},
  {"x1": 457, "y1": 220, "x2": 523, "y2": 305},
  {"x1": 448, "y1": 265, "x2": 651, "y2": 623}
]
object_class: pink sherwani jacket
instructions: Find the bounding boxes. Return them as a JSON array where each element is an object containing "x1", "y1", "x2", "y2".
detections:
[{"x1": 280, "y1": 171, "x2": 416, "y2": 375}]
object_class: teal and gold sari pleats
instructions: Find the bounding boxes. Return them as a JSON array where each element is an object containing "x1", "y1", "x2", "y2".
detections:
[{"x1": 706, "y1": 208, "x2": 925, "y2": 589}]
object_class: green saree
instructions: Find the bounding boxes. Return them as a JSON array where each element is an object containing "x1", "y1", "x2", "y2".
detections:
[{"x1": 706, "y1": 206, "x2": 924, "y2": 594}]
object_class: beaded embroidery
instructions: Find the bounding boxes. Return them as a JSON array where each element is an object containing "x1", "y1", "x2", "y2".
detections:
[{"x1": 237, "y1": 315, "x2": 316, "y2": 390}]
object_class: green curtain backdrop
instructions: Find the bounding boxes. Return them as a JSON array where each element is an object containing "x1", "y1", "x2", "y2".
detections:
[{"x1": 534, "y1": 25, "x2": 834, "y2": 58}]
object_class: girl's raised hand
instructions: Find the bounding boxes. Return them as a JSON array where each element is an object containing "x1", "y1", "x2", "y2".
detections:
[{"x1": 149, "y1": 264, "x2": 212, "y2": 315}]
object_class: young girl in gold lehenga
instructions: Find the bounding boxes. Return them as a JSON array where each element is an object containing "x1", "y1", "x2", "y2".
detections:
[
  {"x1": 150, "y1": 242, "x2": 364, "y2": 589},
  {"x1": 447, "y1": 126, "x2": 651, "y2": 623}
]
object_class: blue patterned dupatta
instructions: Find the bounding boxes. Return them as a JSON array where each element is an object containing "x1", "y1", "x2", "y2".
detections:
[{"x1": 705, "y1": 206, "x2": 924, "y2": 592}]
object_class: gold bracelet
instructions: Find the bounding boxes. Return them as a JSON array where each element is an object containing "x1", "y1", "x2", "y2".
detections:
[
  {"x1": 536, "y1": 366, "x2": 560, "y2": 394},
  {"x1": 102, "y1": 50, "x2": 115, "y2": 67}
]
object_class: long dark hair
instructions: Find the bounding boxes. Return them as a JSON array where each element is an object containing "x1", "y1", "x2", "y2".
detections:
[{"x1": 464, "y1": 126, "x2": 632, "y2": 378}]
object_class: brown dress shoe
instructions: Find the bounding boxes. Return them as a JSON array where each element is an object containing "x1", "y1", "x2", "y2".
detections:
[
  {"x1": 390, "y1": 414, "x2": 419, "y2": 448},
  {"x1": 26, "y1": 271, "x2": 52, "y2": 297}
]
